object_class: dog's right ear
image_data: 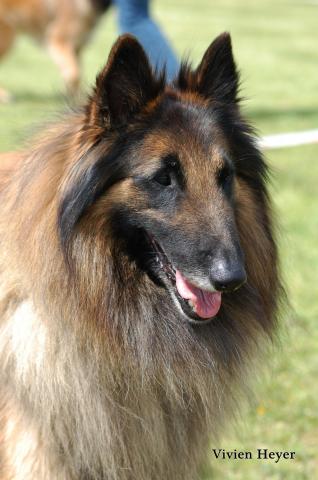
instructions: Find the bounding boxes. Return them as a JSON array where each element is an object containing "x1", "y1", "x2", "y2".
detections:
[
  {"x1": 195, "y1": 32, "x2": 239, "y2": 104},
  {"x1": 87, "y1": 35, "x2": 164, "y2": 128}
]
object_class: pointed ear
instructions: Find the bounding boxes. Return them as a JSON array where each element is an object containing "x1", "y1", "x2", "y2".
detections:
[
  {"x1": 88, "y1": 35, "x2": 164, "y2": 128},
  {"x1": 196, "y1": 32, "x2": 239, "y2": 104}
]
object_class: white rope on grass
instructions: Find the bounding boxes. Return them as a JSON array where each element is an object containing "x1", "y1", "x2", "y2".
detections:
[{"x1": 259, "y1": 129, "x2": 318, "y2": 150}]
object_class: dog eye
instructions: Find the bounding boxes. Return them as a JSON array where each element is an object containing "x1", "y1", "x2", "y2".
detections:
[
  {"x1": 152, "y1": 170, "x2": 172, "y2": 187},
  {"x1": 218, "y1": 165, "x2": 234, "y2": 188}
]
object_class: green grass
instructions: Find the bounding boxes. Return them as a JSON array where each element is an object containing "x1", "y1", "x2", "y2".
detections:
[{"x1": 0, "y1": 0, "x2": 317, "y2": 478}]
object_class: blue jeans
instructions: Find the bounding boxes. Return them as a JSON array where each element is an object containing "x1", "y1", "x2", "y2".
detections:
[{"x1": 113, "y1": 0, "x2": 179, "y2": 81}]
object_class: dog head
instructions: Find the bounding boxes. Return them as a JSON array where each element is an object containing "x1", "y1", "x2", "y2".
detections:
[{"x1": 59, "y1": 34, "x2": 271, "y2": 326}]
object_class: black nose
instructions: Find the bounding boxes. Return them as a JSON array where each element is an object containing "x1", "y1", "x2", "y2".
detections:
[{"x1": 210, "y1": 260, "x2": 247, "y2": 293}]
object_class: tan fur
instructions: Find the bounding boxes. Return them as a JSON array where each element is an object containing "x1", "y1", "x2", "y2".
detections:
[
  {"x1": 0, "y1": 0, "x2": 108, "y2": 101},
  {"x1": 0, "y1": 36, "x2": 281, "y2": 479},
  {"x1": 0, "y1": 119, "x2": 278, "y2": 480}
]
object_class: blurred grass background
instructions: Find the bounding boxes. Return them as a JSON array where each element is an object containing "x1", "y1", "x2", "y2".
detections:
[{"x1": 0, "y1": 0, "x2": 317, "y2": 478}]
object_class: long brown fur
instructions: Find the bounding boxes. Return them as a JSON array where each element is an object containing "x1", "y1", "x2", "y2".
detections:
[{"x1": 0, "y1": 34, "x2": 281, "y2": 479}]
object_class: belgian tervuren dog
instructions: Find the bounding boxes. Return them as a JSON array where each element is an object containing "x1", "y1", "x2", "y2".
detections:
[
  {"x1": 0, "y1": 33, "x2": 281, "y2": 480},
  {"x1": 0, "y1": 0, "x2": 110, "y2": 101}
]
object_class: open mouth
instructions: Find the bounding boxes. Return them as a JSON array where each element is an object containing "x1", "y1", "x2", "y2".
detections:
[{"x1": 148, "y1": 235, "x2": 222, "y2": 324}]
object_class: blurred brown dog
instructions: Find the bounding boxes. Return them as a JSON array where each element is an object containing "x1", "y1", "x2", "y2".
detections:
[{"x1": 0, "y1": 0, "x2": 110, "y2": 101}]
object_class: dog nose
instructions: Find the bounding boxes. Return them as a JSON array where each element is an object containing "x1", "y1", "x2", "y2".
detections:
[{"x1": 210, "y1": 260, "x2": 246, "y2": 293}]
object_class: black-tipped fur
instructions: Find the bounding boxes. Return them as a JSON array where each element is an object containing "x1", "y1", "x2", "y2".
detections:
[
  {"x1": 91, "y1": 35, "x2": 166, "y2": 127},
  {"x1": 0, "y1": 32, "x2": 282, "y2": 480},
  {"x1": 177, "y1": 32, "x2": 239, "y2": 104}
]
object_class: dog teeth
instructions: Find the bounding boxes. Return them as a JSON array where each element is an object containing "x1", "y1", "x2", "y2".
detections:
[{"x1": 188, "y1": 299, "x2": 195, "y2": 310}]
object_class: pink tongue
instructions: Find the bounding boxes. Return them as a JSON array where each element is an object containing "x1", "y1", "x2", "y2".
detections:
[{"x1": 175, "y1": 270, "x2": 222, "y2": 320}]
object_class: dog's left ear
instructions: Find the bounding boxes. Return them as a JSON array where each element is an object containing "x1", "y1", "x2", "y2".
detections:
[
  {"x1": 88, "y1": 35, "x2": 163, "y2": 128},
  {"x1": 195, "y1": 32, "x2": 239, "y2": 104}
]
